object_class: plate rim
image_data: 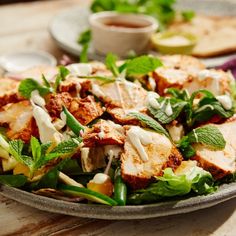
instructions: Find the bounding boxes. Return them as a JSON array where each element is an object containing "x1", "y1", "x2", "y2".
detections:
[{"x1": 1, "y1": 182, "x2": 236, "y2": 220}]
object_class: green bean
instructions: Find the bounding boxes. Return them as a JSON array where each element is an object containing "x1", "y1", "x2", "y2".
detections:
[
  {"x1": 62, "y1": 106, "x2": 84, "y2": 136},
  {"x1": 114, "y1": 168, "x2": 127, "y2": 206}
]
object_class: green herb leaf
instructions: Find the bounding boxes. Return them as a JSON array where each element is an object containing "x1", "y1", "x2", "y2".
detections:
[
  {"x1": 148, "y1": 97, "x2": 187, "y2": 124},
  {"x1": 128, "y1": 166, "x2": 215, "y2": 204},
  {"x1": 0, "y1": 175, "x2": 27, "y2": 187},
  {"x1": 177, "y1": 136, "x2": 196, "y2": 159},
  {"x1": 188, "y1": 125, "x2": 226, "y2": 150},
  {"x1": 77, "y1": 29, "x2": 91, "y2": 63},
  {"x1": 181, "y1": 10, "x2": 195, "y2": 21},
  {"x1": 41, "y1": 74, "x2": 51, "y2": 88},
  {"x1": 54, "y1": 66, "x2": 70, "y2": 92},
  {"x1": 36, "y1": 167, "x2": 59, "y2": 189},
  {"x1": 129, "y1": 112, "x2": 170, "y2": 138},
  {"x1": 9, "y1": 140, "x2": 24, "y2": 163},
  {"x1": 50, "y1": 139, "x2": 79, "y2": 154},
  {"x1": 105, "y1": 53, "x2": 119, "y2": 77},
  {"x1": 90, "y1": 0, "x2": 176, "y2": 29},
  {"x1": 18, "y1": 78, "x2": 51, "y2": 99},
  {"x1": 30, "y1": 137, "x2": 41, "y2": 162},
  {"x1": 125, "y1": 56, "x2": 162, "y2": 76}
]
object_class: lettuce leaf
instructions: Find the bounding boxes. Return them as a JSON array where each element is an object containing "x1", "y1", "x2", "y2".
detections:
[{"x1": 128, "y1": 167, "x2": 216, "y2": 204}]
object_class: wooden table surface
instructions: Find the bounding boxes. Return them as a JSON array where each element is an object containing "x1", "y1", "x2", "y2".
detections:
[{"x1": 0, "y1": 0, "x2": 236, "y2": 235}]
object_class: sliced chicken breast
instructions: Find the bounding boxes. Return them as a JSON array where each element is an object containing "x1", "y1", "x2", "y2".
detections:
[
  {"x1": 192, "y1": 117, "x2": 236, "y2": 179},
  {"x1": 0, "y1": 101, "x2": 38, "y2": 142},
  {"x1": 121, "y1": 126, "x2": 183, "y2": 189}
]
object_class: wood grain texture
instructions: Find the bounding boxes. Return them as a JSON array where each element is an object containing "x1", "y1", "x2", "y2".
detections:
[
  {"x1": 0, "y1": 0, "x2": 235, "y2": 235},
  {"x1": 0, "y1": 194, "x2": 236, "y2": 236}
]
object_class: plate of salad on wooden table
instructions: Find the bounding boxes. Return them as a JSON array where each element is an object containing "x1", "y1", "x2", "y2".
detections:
[
  {"x1": 0, "y1": 52, "x2": 236, "y2": 219},
  {"x1": 50, "y1": 0, "x2": 236, "y2": 67}
]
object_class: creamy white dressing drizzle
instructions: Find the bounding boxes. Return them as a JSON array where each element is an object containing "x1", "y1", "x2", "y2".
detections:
[
  {"x1": 114, "y1": 81, "x2": 127, "y2": 114},
  {"x1": 104, "y1": 145, "x2": 122, "y2": 159},
  {"x1": 146, "y1": 92, "x2": 160, "y2": 109},
  {"x1": 98, "y1": 123, "x2": 105, "y2": 139},
  {"x1": 195, "y1": 104, "x2": 215, "y2": 113},
  {"x1": 127, "y1": 126, "x2": 153, "y2": 162},
  {"x1": 216, "y1": 95, "x2": 232, "y2": 110},
  {"x1": 148, "y1": 76, "x2": 156, "y2": 91},
  {"x1": 193, "y1": 129, "x2": 199, "y2": 143},
  {"x1": 159, "y1": 35, "x2": 191, "y2": 46},
  {"x1": 164, "y1": 99, "x2": 173, "y2": 116}
]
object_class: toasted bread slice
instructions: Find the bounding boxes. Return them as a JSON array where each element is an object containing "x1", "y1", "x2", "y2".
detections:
[
  {"x1": 121, "y1": 126, "x2": 182, "y2": 189},
  {"x1": 168, "y1": 15, "x2": 236, "y2": 57},
  {"x1": 192, "y1": 117, "x2": 236, "y2": 179}
]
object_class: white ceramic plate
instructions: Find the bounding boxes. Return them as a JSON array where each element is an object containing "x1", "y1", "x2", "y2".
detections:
[{"x1": 49, "y1": 0, "x2": 236, "y2": 67}]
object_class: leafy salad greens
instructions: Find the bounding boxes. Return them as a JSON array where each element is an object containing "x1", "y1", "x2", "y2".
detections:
[{"x1": 0, "y1": 52, "x2": 235, "y2": 207}]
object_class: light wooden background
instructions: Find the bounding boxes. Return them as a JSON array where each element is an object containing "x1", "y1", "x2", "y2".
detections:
[{"x1": 0, "y1": 0, "x2": 235, "y2": 235}]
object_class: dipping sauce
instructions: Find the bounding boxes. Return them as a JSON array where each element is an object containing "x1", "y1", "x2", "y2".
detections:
[
  {"x1": 105, "y1": 21, "x2": 148, "y2": 29},
  {"x1": 159, "y1": 35, "x2": 191, "y2": 47}
]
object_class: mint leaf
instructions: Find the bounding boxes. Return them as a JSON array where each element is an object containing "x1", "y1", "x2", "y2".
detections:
[
  {"x1": 19, "y1": 78, "x2": 51, "y2": 99},
  {"x1": 50, "y1": 139, "x2": 78, "y2": 154},
  {"x1": 9, "y1": 140, "x2": 24, "y2": 162},
  {"x1": 105, "y1": 53, "x2": 119, "y2": 77},
  {"x1": 148, "y1": 97, "x2": 187, "y2": 124},
  {"x1": 0, "y1": 175, "x2": 27, "y2": 187},
  {"x1": 30, "y1": 137, "x2": 41, "y2": 162},
  {"x1": 125, "y1": 56, "x2": 162, "y2": 76},
  {"x1": 129, "y1": 112, "x2": 169, "y2": 138},
  {"x1": 78, "y1": 29, "x2": 91, "y2": 63},
  {"x1": 188, "y1": 125, "x2": 226, "y2": 150},
  {"x1": 177, "y1": 136, "x2": 196, "y2": 159}
]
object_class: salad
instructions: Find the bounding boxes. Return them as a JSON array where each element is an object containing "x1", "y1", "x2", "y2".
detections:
[{"x1": 0, "y1": 54, "x2": 235, "y2": 206}]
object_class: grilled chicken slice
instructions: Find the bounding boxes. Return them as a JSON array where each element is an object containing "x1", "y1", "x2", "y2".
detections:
[
  {"x1": 90, "y1": 80, "x2": 147, "y2": 124},
  {"x1": 0, "y1": 101, "x2": 38, "y2": 142},
  {"x1": 82, "y1": 120, "x2": 125, "y2": 147},
  {"x1": 45, "y1": 92, "x2": 73, "y2": 117},
  {"x1": 0, "y1": 78, "x2": 22, "y2": 107},
  {"x1": 45, "y1": 93, "x2": 104, "y2": 125},
  {"x1": 69, "y1": 95, "x2": 104, "y2": 125},
  {"x1": 59, "y1": 77, "x2": 91, "y2": 98},
  {"x1": 121, "y1": 126, "x2": 183, "y2": 189},
  {"x1": 192, "y1": 117, "x2": 236, "y2": 179},
  {"x1": 153, "y1": 68, "x2": 231, "y2": 96},
  {"x1": 159, "y1": 55, "x2": 206, "y2": 77}
]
